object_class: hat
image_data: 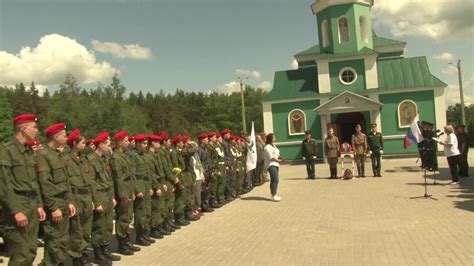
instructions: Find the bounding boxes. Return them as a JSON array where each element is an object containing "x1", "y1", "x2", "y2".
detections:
[
  {"x1": 198, "y1": 133, "x2": 208, "y2": 140},
  {"x1": 134, "y1": 134, "x2": 148, "y2": 142},
  {"x1": 45, "y1": 123, "x2": 66, "y2": 138},
  {"x1": 13, "y1": 114, "x2": 37, "y2": 126},
  {"x1": 67, "y1": 129, "x2": 82, "y2": 147},
  {"x1": 113, "y1": 130, "x2": 128, "y2": 143},
  {"x1": 182, "y1": 135, "x2": 190, "y2": 143},
  {"x1": 26, "y1": 139, "x2": 40, "y2": 146},
  {"x1": 216, "y1": 133, "x2": 222, "y2": 139},
  {"x1": 148, "y1": 134, "x2": 163, "y2": 142},
  {"x1": 160, "y1": 132, "x2": 169, "y2": 141},
  {"x1": 171, "y1": 134, "x2": 182, "y2": 145},
  {"x1": 371, "y1": 123, "x2": 377, "y2": 127},
  {"x1": 94, "y1": 131, "x2": 109, "y2": 146},
  {"x1": 86, "y1": 138, "x2": 95, "y2": 145},
  {"x1": 207, "y1": 131, "x2": 216, "y2": 138},
  {"x1": 221, "y1": 128, "x2": 231, "y2": 135},
  {"x1": 305, "y1": 130, "x2": 312, "y2": 135}
]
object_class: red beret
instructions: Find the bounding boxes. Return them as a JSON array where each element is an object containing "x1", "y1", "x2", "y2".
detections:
[
  {"x1": 182, "y1": 135, "x2": 190, "y2": 143},
  {"x1": 160, "y1": 132, "x2": 169, "y2": 141},
  {"x1": 94, "y1": 131, "x2": 109, "y2": 146},
  {"x1": 26, "y1": 139, "x2": 41, "y2": 146},
  {"x1": 86, "y1": 138, "x2": 95, "y2": 145},
  {"x1": 207, "y1": 131, "x2": 216, "y2": 138},
  {"x1": 113, "y1": 130, "x2": 128, "y2": 143},
  {"x1": 149, "y1": 134, "x2": 163, "y2": 142},
  {"x1": 45, "y1": 123, "x2": 66, "y2": 138},
  {"x1": 221, "y1": 128, "x2": 231, "y2": 135},
  {"x1": 171, "y1": 134, "x2": 181, "y2": 145},
  {"x1": 13, "y1": 114, "x2": 38, "y2": 126},
  {"x1": 134, "y1": 134, "x2": 148, "y2": 142},
  {"x1": 67, "y1": 129, "x2": 82, "y2": 147},
  {"x1": 216, "y1": 133, "x2": 222, "y2": 139},
  {"x1": 128, "y1": 135, "x2": 135, "y2": 142},
  {"x1": 198, "y1": 133, "x2": 208, "y2": 140}
]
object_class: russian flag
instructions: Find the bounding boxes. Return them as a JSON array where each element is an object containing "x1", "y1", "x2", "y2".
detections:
[{"x1": 403, "y1": 114, "x2": 423, "y2": 149}]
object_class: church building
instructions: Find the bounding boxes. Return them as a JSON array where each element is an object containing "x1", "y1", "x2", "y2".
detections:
[{"x1": 262, "y1": 0, "x2": 447, "y2": 160}]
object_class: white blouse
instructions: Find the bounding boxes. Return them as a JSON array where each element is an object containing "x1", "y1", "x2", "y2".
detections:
[
  {"x1": 264, "y1": 144, "x2": 280, "y2": 170},
  {"x1": 443, "y1": 133, "x2": 460, "y2": 157}
]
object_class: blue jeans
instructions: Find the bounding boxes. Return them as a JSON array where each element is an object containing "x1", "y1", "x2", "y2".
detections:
[{"x1": 268, "y1": 166, "x2": 279, "y2": 196}]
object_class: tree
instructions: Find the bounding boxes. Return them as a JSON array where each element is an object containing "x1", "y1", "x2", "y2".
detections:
[{"x1": 0, "y1": 91, "x2": 14, "y2": 142}]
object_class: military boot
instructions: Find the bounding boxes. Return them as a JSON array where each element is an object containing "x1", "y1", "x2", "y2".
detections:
[
  {"x1": 136, "y1": 232, "x2": 151, "y2": 246},
  {"x1": 80, "y1": 251, "x2": 91, "y2": 266},
  {"x1": 158, "y1": 224, "x2": 172, "y2": 236},
  {"x1": 150, "y1": 228, "x2": 164, "y2": 239},
  {"x1": 144, "y1": 230, "x2": 156, "y2": 243},
  {"x1": 117, "y1": 238, "x2": 134, "y2": 256},
  {"x1": 72, "y1": 257, "x2": 83, "y2": 266},
  {"x1": 101, "y1": 244, "x2": 121, "y2": 261},
  {"x1": 176, "y1": 213, "x2": 190, "y2": 226},
  {"x1": 93, "y1": 245, "x2": 111, "y2": 265}
]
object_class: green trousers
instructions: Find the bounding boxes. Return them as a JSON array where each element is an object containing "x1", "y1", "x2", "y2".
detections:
[
  {"x1": 69, "y1": 191, "x2": 93, "y2": 258},
  {"x1": 92, "y1": 189, "x2": 114, "y2": 246},
  {"x1": 43, "y1": 197, "x2": 70, "y2": 265},
  {"x1": 3, "y1": 195, "x2": 40, "y2": 266},
  {"x1": 134, "y1": 180, "x2": 151, "y2": 233},
  {"x1": 151, "y1": 184, "x2": 165, "y2": 229}
]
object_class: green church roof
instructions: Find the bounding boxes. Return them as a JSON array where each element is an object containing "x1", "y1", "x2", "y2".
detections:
[
  {"x1": 263, "y1": 56, "x2": 446, "y2": 102},
  {"x1": 315, "y1": 47, "x2": 377, "y2": 59},
  {"x1": 263, "y1": 66, "x2": 319, "y2": 102},
  {"x1": 294, "y1": 33, "x2": 405, "y2": 58},
  {"x1": 377, "y1": 56, "x2": 447, "y2": 90}
]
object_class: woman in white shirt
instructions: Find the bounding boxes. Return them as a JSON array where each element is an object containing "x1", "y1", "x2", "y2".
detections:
[
  {"x1": 438, "y1": 125, "x2": 460, "y2": 184},
  {"x1": 264, "y1": 133, "x2": 283, "y2": 201}
]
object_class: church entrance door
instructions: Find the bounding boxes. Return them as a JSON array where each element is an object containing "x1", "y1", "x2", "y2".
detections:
[{"x1": 336, "y1": 112, "x2": 366, "y2": 144}]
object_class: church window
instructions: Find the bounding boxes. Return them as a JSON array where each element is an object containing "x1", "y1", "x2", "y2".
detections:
[
  {"x1": 322, "y1": 20, "x2": 330, "y2": 48},
  {"x1": 288, "y1": 109, "x2": 306, "y2": 135},
  {"x1": 338, "y1": 17, "x2": 349, "y2": 43},
  {"x1": 360, "y1": 16, "x2": 369, "y2": 43},
  {"x1": 339, "y1": 67, "x2": 357, "y2": 85}
]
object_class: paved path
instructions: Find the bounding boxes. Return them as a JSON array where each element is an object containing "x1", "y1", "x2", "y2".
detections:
[{"x1": 5, "y1": 153, "x2": 474, "y2": 265}]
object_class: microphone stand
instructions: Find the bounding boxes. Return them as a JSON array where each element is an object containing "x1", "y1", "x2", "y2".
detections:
[{"x1": 411, "y1": 168, "x2": 437, "y2": 200}]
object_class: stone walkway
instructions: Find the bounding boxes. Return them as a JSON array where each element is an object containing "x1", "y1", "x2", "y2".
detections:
[{"x1": 4, "y1": 152, "x2": 473, "y2": 265}]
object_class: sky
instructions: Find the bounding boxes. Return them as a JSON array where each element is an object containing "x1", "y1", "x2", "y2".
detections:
[{"x1": 0, "y1": 0, "x2": 473, "y2": 106}]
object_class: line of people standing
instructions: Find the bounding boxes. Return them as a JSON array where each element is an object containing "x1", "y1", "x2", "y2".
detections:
[{"x1": 0, "y1": 114, "x2": 268, "y2": 266}]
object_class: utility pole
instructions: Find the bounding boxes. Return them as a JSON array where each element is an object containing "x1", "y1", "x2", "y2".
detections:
[
  {"x1": 238, "y1": 76, "x2": 249, "y2": 133},
  {"x1": 456, "y1": 60, "x2": 466, "y2": 126}
]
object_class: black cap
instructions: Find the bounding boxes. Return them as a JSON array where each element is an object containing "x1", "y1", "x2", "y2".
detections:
[
  {"x1": 305, "y1": 130, "x2": 311, "y2": 135},
  {"x1": 371, "y1": 123, "x2": 377, "y2": 127}
]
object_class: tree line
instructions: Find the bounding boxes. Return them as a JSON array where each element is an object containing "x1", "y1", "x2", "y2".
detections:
[
  {"x1": 0, "y1": 74, "x2": 472, "y2": 146},
  {"x1": 0, "y1": 74, "x2": 266, "y2": 142}
]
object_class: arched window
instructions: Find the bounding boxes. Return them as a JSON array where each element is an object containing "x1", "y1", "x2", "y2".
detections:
[
  {"x1": 359, "y1": 16, "x2": 368, "y2": 43},
  {"x1": 288, "y1": 109, "x2": 306, "y2": 135},
  {"x1": 338, "y1": 17, "x2": 349, "y2": 43},
  {"x1": 322, "y1": 20, "x2": 330, "y2": 48},
  {"x1": 397, "y1": 100, "x2": 418, "y2": 128}
]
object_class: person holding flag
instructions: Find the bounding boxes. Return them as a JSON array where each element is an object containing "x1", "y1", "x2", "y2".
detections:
[{"x1": 403, "y1": 114, "x2": 423, "y2": 150}]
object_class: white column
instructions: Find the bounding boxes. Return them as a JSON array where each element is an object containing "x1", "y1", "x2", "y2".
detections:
[{"x1": 262, "y1": 102, "x2": 274, "y2": 134}]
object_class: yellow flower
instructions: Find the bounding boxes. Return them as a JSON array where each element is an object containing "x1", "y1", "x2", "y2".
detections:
[{"x1": 172, "y1": 167, "x2": 182, "y2": 175}]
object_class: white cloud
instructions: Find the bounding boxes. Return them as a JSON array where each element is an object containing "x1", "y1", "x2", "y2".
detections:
[
  {"x1": 441, "y1": 65, "x2": 458, "y2": 76},
  {"x1": 373, "y1": 0, "x2": 474, "y2": 40},
  {"x1": 445, "y1": 77, "x2": 473, "y2": 106},
  {"x1": 291, "y1": 59, "x2": 298, "y2": 70},
  {"x1": 217, "y1": 81, "x2": 241, "y2": 94},
  {"x1": 91, "y1": 40, "x2": 151, "y2": 60},
  {"x1": 257, "y1": 81, "x2": 272, "y2": 91},
  {"x1": 434, "y1": 52, "x2": 456, "y2": 61},
  {"x1": 236, "y1": 69, "x2": 261, "y2": 80},
  {"x1": 0, "y1": 34, "x2": 117, "y2": 87}
]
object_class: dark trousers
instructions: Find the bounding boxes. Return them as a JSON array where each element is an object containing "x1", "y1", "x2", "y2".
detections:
[
  {"x1": 268, "y1": 166, "x2": 279, "y2": 196},
  {"x1": 459, "y1": 152, "x2": 469, "y2": 177},
  {"x1": 305, "y1": 158, "x2": 315, "y2": 178},
  {"x1": 447, "y1": 155, "x2": 460, "y2": 182},
  {"x1": 371, "y1": 152, "x2": 381, "y2": 175}
]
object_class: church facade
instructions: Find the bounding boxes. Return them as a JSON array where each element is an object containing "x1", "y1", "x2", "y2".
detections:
[{"x1": 262, "y1": 0, "x2": 447, "y2": 160}]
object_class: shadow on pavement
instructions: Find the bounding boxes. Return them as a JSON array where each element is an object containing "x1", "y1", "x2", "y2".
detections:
[{"x1": 240, "y1": 196, "x2": 273, "y2": 202}]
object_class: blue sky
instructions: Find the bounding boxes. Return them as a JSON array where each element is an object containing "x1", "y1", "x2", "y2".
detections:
[{"x1": 0, "y1": 0, "x2": 472, "y2": 106}]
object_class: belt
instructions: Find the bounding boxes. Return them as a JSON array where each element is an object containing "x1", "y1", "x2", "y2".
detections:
[
  {"x1": 97, "y1": 187, "x2": 111, "y2": 192},
  {"x1": 14, "y1": 189, "x2": 36, "y2": 197},
  {"x1": 71, "y1": 187, "x2": 91, "y2": 194}
]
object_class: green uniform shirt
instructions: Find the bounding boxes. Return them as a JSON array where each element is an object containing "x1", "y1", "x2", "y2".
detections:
[
  {"x1": 324, "y1": 136, "x2": 340, "y2": 158},
  {"x1": 128, "y1": 149, "x2": 151, "y2": 193},
  {"x1": 87, "y1": 152, "x2": 114, "y2": 206},
  {"x1": 170, "y1": 147, "x2": 185, "y2": 170},
  {"x1": 159, "y1": 147, "x2": 175, "y2": 184},
  {"x1": 109, "y1": 149, "x2": 135, "y2": 201},
  {"x1": 64, "y1": 152, "x2": 97, "y2": 203},
  {"x1": 37, "y1": 145, "x2": 72, "y2": 212},
  {"x1": 208, "y1": 142, "x2": 226, "y2": 171},
  {"x1": 368, "y1": 132, "x2": 384, "y2": 152},
  {"x1": 0, "y1": 138, "x2": 43, "y2": 214},
  {"x1": 301, "y1": 138, "x2": 317, "y2": 157},
  {"x1": 144, "y1": 150, "x2": 164, "y2": 190}
]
